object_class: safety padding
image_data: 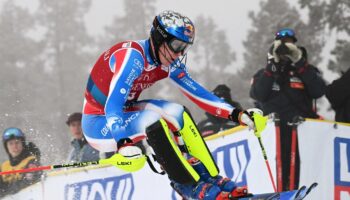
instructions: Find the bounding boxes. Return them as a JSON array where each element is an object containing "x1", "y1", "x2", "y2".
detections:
[
  {"x1": 146, "y1": 119, "x2": 200, "y2": 184},
  {"x1": 179, "y1": 110, "x2": 219, "y2": 177}
]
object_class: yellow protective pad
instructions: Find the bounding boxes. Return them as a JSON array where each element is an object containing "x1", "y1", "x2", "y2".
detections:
[
  {"x1": 178, "y1": 112, "x2": 219, "y2": 177},
  {"x1": 146, "y1": 119, "x2": 200, "y2": 184}
]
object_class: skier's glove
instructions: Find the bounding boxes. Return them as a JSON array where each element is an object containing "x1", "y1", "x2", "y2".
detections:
[
  {"x1": 118, "y1": 145, "x2": 143, "y2": 159},
  {"x1": 284, "y1": 43, "x2": 302, "y2": 64},
  {"x1": 229, "y1": 108, "x2": 263, "y2": 131}
]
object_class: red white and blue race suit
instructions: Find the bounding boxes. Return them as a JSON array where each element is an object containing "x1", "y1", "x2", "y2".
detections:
[{"x1": 82, "y1": 39, "x2": 236, "y2": 152}]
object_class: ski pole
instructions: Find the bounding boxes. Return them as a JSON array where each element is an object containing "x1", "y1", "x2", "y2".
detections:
[
  {"x1": 0, "y1": 153, "x2": 147, "y2": 176},
  {"x1": 253, "y1": 113, "x2": 277, "y2": 192}
]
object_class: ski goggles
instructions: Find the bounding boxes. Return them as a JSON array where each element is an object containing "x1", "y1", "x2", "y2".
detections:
[
  {"x1": 276, "y1": 28, "x2": 295, "y2": 38},
  {"x1": 167, "y1": 38, "x2": 192, "y2": 54},
  {"x1": 3, "y1": 128, "x2": 24, "y2": 140},
  {"x1": 275, "y1": 28, "x2": 297, "y2": 41}
]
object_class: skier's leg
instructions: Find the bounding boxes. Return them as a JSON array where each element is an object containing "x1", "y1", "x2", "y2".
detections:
[
  {"x1": 129, "y1": 100, "x2": 219, "y2": 176},
  {"x1": 146, "y1": 119, "x2": 227, "y2": 200},
  {"x1": 176, "y1": 107, "x2": 219, "y2": 177},
  {"x1": 129, "y1": 100, "x2": 229, "y2": 199},
  {"x1": 189, "y1": 158, "x2": 249, "y2": 198},
  {"x1": 82, "y1": 109, "x2": 162, "y2": 152},
  {"x1": 82, "y1": 114, "x2": 118, "y2": 152},
  {"x1": 146, "y1": 119, "x2": 200, "y2": 184}
]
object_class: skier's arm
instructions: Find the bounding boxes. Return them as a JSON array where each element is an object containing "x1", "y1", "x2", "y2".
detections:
[
  {"x1": 169, "y1": 65, "x2": 256, "y2": 129},
  {"x1": 250, "y1": 67, "x2": 275, "y2": 102},
  {"x1": 326, "y1": 69, "x2": 350, "y2": 108},
  {"x1": 104, "y1": 47, "x2": 144, "y2": 125},
  {"x1": 169, "y1": 65, "x2": 235, "y2": 119}
]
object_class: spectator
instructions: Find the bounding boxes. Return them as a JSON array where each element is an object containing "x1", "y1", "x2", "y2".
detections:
[
  {"x1": 66, "y1": 112, "x2": 99, "y2": 163},
  {"x1": 0, "y1": 127, "x2": 41, "y2": 197},
  {"x1": 198, "y1": 84, "x2": 242, "y2": 137},
  {"x1": 250, "y1": 28, "x2": 326, "y2": 191},
  {"x1": 326, "y1": 68, "x2": 350, "y2": 123}
]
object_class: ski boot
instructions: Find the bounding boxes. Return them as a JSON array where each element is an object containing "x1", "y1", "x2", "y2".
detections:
[
  {"x1": 171, "y1": 181, "x2": 222, "y2": 200},
  {"x1": 190, "y1": 158, "x2": 250, "y2": 198}
]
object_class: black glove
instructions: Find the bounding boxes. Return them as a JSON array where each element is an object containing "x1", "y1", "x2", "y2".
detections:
[{"x1": 229, "y1": 108, "x2": 259, "y2": 130}]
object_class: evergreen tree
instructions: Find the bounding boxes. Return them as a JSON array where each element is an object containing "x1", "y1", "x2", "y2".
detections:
[
  {"x1": 37, "y1": 0, "x2": 93, "y2": 162},
  {"x1": 0, "y1": 0, "x2": 43, "y2": 162},
  {"x1": 102, "y1": 0, "x2": 156, "y2": 47},
  {"x1": 190, "y1": 15, "x2": 236, "y2": 87},
  {"x1": 323, "y1": 0, "x2": 349, "y2": 74}
]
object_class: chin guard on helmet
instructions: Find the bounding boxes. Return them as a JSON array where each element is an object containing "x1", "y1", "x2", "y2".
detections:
[{"x1": 146, "y1": 119, "x2": 200, "y2": 185}]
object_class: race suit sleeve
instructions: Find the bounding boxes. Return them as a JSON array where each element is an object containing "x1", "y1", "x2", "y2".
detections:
[
  {"x1": 169, "y1": 64, "x2": 236, "y2": 119},
  {"x1": 250, "y1": 68, "x2": 275, "y2": 102},
  {"x1": 105, "y1": 47, "x2": 144, "y2": 126}
]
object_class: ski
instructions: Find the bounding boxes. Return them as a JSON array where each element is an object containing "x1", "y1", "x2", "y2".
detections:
[
  {"x1": 236, "y1": 182, "x2": 317, "y2": 200},
  {"x1": 293, "y1": 186, "x2": 307, "y2": 200}
]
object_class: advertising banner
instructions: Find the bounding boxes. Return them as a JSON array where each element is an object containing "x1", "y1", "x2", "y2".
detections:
[
  {"x1": 3, "y1": 122, "x2": 277, "y2": 200},
  {"x1": 298, "y1": 119, "x2": 350, "y2": 200}
]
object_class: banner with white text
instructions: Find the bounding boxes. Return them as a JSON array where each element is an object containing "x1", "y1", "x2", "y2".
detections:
[{"x1": 3, "y1": 122, "x2": 277, "y2": 200}]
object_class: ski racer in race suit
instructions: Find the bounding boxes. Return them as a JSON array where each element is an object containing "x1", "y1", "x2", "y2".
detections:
[{"x1": 82, "y1": 10, "x2": 258, "y2": 200}]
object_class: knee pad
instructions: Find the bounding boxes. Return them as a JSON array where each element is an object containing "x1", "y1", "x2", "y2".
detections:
[
  {"x1": 178, "y1": 108, "x2": 219, "y2": 177},
  {"x1": 146, "y1": 119, "x2": 200, "y2": 184}
]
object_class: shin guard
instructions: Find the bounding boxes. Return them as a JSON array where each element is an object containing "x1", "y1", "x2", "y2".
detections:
[
  {"x1": 178, "y1": 110, "x2": 219, "y2": 177},
  {"x1": 146, "y1": 119, "x2": 200, "y2": 184}
]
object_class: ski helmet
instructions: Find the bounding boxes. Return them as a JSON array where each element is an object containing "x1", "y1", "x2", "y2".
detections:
[
  {"x1": 275, "y1": 28, "x2": 297, "y2": 42},
  {"x1": 2, "y1": 127, "x2": 26, "y2": 154},
  {"x1": 150, "y1": 10, "x2": 195, "y2": 63}
]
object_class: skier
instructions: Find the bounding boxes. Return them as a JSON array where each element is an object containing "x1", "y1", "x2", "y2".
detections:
[{"x1": 82, "y1": 10, "x2": 259, "y2": 199}]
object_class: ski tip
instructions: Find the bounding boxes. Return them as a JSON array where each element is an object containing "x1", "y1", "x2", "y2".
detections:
[{"x1": 306, "y1": 182, "x2": 318, "y2": 195}]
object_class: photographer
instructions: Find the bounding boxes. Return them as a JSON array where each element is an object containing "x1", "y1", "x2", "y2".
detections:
[{"x1": 250, "y1": 28, "x2": 326, "y2": 191}]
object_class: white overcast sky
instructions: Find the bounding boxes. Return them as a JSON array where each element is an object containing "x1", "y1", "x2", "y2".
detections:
[{"x1": 2, "y1": 0, "x2": 339, "y2": 81}]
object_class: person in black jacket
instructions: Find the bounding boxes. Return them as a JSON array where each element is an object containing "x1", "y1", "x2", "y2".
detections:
[
  {"x1": 326, "y1": 68, "x2": 350, "y2": 123},
  {"x1": 250, "y1": 28, "x2": 326, "y2": 191},
  {"x1": 197, "y1": 84, "x2": 242, "y2": 137}
]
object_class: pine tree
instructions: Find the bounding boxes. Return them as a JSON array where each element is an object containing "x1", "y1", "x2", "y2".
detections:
[
  {"x1": 0, "y1": 0, "x2": 43, "y2": 162},
  {"x1": 190, "y1": 15, "x2": 236, "y2": 87},
  {"x1": 36, "y1": 0, "x2": 94, "y2": 162},
  {"x1": 323, "y1": 0, "x2": 349, "y2": 74},
  {"x1": 102, "y1": 0, "x2": 156, "y2": 48}
]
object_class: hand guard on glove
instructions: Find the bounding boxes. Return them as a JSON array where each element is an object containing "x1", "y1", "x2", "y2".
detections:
[
  {"x1": 229, "y1": 108, "x2": 263, "y2": 131},
  {"x1": 118, "y1": 145, "x2": 143, "y2": 159}
]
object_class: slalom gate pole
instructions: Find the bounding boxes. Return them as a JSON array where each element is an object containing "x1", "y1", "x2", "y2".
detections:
[
  {"x1": 289, "y1": 125, "x2": 297, "y2": 190},
  {"x1": 0, "y1": 153, "x2": 147, "y2": 176},
  {"x1": 274, "y1": 113, "x2": 283, "y2": 192},
  {"x1": 253, "y1": 113, "x2": 277, "y2": 192}
]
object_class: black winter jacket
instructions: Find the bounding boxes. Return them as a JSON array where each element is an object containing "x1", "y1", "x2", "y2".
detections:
[
  {"x1": 250, "y1": 57, "x2": 326, "y2": 122},
  {"x1": 326, "y1": 68, "x2": 350, "y2": 123}
]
